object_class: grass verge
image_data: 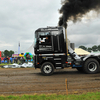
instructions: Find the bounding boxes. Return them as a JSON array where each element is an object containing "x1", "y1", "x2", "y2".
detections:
[{"x1": 0, "y1": 92, "x2": 100, "y2": 100}]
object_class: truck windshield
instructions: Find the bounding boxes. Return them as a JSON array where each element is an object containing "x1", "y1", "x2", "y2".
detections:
[
  {"x1": 51, "y1": 31, "x2": 59, "y2": 35},
  {"x1": 38, "y1": 32, "x2": 50, "y2": 36},
  {"x1": 34, "y1": 27, "x2": 63, "y2": 46},
  {"x1": 38, "y1": 31, "x2": 60, "y2": 37},
  {"x1": 33, "y1": 32, "x2": 38, "y2": 47}
]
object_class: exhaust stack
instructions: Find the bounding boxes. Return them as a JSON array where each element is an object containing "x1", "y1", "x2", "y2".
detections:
[{"x1": 65, "y1": 28, "x2": 68, "y2": 54}]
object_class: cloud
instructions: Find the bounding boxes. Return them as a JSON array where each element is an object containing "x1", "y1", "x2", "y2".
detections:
[
  {"x1": 68, "y1": 17, "x2": 100, "y2": 48},
  {"x1": 0, "y1": 0, "x2": 61, "y2": 53},
  {"x1": 0, "y1": 0, "x2": 100, "y2": 54}
]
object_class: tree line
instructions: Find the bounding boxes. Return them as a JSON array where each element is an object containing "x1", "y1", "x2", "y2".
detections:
[
  {"x1": 1, "y1": 50, "x2": 14, "y2": 57},
  {"x1": 79, "y1": 45, "x2": 100, "y2": 52}
]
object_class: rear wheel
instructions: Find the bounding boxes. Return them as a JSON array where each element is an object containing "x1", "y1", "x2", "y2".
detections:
[
  {"x1": 83, "y1": 58, "x2": 100, "y2": 74},
  {"x1": 41, "y1": 62, "x2": 54, "y2": 76}
]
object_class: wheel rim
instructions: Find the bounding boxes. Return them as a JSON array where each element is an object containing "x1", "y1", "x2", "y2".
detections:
[
  {"x1": 44, "y1": 65, "x2": 52, "y2": 74},
  {"x1": 88, "y1": 62, "x2": 97, "y2": 72}
]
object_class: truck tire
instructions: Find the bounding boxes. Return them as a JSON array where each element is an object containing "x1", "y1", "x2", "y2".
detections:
[
  {"x1": 41, "y1": 62, "x2": 54, "y2": 76},
  {"x1": 83, "y1": 58, "x2": 100, "y2": 74}
]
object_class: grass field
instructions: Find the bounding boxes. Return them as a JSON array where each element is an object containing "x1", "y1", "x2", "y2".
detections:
[
  {"x1": 0, "y1": 63, "x2": 11, "y2": 66},
  {"x1": 0, "y1": 92, "x2": 100, "y2": 100},
  {"x1": 0, "y1": 62, "x2": 20, "y2": 66},
  {"x1": 0, "y1": 63, "x2": 14, "y2": 68}
]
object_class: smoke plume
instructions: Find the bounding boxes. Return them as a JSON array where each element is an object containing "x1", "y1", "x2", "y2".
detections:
[{"x1": 59, "y1": 0, "x2": 100, "y2": 28}]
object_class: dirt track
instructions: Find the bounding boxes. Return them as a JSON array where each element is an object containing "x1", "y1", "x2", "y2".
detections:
[{"x1": 0, "y1": 68, "x2": 100, "y2": 95}]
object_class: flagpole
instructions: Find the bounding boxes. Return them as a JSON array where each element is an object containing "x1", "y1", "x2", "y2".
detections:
[{"x1": 18, "y1": 42, "x2": 20, "y2": 55}]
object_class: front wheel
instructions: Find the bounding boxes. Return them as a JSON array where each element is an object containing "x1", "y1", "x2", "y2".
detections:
[
  {"x1": 41, "y1": 62, "x2": 54, "y2": 76},
  {"x1": 83, "y1": 58, "x2": 100, "y2": 74}
]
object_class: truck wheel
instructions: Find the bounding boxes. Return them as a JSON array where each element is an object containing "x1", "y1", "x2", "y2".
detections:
[
  {"x1": 41, "y1": 62, "x2": 54, "y2": 76},
  {"x1": 83, "y1": 58, "x2": 100, "y2": 74}
]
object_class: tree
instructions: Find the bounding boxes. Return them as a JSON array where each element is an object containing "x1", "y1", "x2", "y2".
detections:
[
  {"x1": 4, "y1": 50, "x2": 14, "y2": 57},
  {"x1": 9, "y1": 50, "x2": 14, "y2": 57},
  {"x1": 79, "y1": 45, "x2": 87, "y2": 51},
  {"x1": 88, "y1": 48, "x2": 92, "y2": 52},
  {"x1": 98, "y1": 45, "x2": 100, "y2": 51},
  {"x1": 4, "y1": 50, "x2": 9, "y2": 57},
  {"x1": 1, "y1": 51, "x2": 4, "y2": 57},
  {"x1": 92, "y1": 45, "x2": 98, "y2": 52}
]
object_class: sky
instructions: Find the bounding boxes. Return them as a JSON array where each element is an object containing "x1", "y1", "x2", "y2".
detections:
[{"x1": 0, "y1": 0, "x2": 100, "y2": 53}]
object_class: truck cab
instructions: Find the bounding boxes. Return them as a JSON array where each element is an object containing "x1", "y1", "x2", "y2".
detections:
[{"x1": 34, "y1": 26, "x2": 66, "y2": 54}]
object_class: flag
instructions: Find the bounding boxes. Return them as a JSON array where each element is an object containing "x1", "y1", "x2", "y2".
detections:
[{"x1": 18, "y1": 42, "x2": 20, "y2": 54}]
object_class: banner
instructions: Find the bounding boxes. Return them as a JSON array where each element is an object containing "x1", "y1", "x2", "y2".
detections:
[
  {"x1": 0, "y1": 51, "x2": 1, "y2": 57},
  {"x1": 12, "y1": 54, "x2": 19, "y2": 57}
]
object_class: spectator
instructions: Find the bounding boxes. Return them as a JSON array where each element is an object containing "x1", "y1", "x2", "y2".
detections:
[
  {"x1": 20, "y1": 57, "x2": 25, "y2": 64},
  {"x1": 12, "y1": 57, "x2": 14, "y2": 63},
  {"x1": 0, "y1": 57, "x2": 1, "y2": 64},
  {"x1": 14, "y1": 57, "x2": 16, "y2": 63},
  {"x1": 6, "y1": 56, "x2": 9, "y2": 64},
  {"x1": 26, "y1": 54, "x2": 31, "y2": 62},
  {"x1": 4, "y1": 57, "x2": 6, "y2": 63},
  {"x1": 10, "y1": 57, "x2": 13, "y2": 64},
  {"x1": 7, "y1": 56, "x2": 9, "y2": 64},
  {"x1": 14, "y1": 57, "x2": 18, "y2": 63}
]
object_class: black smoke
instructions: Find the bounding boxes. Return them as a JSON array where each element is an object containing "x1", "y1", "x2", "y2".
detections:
[{"x1": 59, "y1": 0, "x2": 100, "y2": 28}]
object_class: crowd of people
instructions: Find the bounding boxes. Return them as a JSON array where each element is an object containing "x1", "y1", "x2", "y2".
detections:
[{"x1": 0, "y1": 56, "x2": 34, "y2": 64}]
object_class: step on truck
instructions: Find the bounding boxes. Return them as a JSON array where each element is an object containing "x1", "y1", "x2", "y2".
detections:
[{"x1": 34, "y1": 26, "x2": 100, "y2": 75}]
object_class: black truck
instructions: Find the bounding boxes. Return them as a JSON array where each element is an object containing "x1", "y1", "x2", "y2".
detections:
[{"x1": 34, "y1": 26, "x2": 100, "y2": 75}]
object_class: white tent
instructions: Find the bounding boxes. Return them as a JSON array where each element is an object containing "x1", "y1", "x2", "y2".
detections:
[
  {"x1": 74, "y1": 48, "x2": 90, "y2": 55},
  {"x1": 24, "y1": 42, "x2": 34, "y2": 55}
]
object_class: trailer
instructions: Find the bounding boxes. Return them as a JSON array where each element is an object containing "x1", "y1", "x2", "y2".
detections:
[{"x1": 34, "y1": 26, "x2": 100, "y2": 75}]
